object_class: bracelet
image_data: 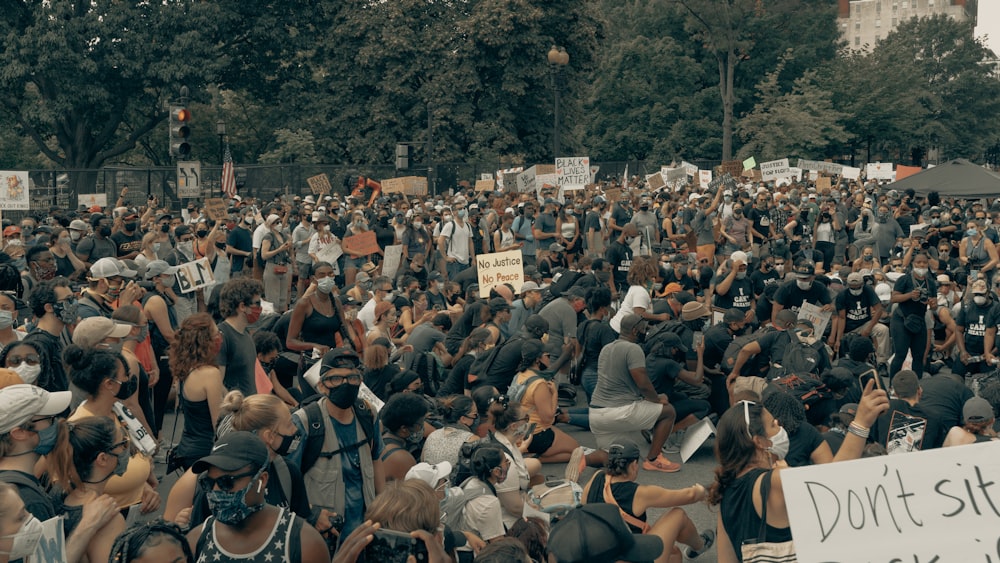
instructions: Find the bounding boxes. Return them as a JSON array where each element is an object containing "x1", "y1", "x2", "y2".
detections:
[
  {"x1": 847, "y1": 422, "x2": 870, "y2": 439},
  {"x1": 849, "y1": 421, "x2": 869, "y2": 432}
]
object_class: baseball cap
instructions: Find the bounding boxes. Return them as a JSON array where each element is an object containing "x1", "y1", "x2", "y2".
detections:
[
  {"x1": 972, "y1": 279, "x2": 988, "y2": 294},
  {"x1": 69, "y1": 219, "x2": 88, "y2": 231},
  {"x1": 548, "y1": 504, "x2": 663, "y2": 563},
  {"x1": 793, "y1": 262, "x2": 816, "y2": 278},
  {"x1": 405, "y1": 461, "x2": 453, "y2": 488},
  {"x1": 427, "y1": 271, "x2": 443, "y2": 282},
  {"x1": 71, "y1": 317, "x2": 132, "y2": 348},
  {"x1": 731, "y1": 251, "x2": 748, "y2": 264},
  {"x1": 192, "y1": 431, "x2": 270, "y2": 474},
  {"x1": 88, "y1": 205, "x2": 103, "y2": 213},
  {"x1": 549, "y1": 243, "x2": 566, "y2": 252},
  {"x1": 519, "y1": 281, "x2": 541, "y2": 295},
  {"x1": 320, "y1": 347, "x2": 361, "y2": 373},
  {"x1": 846, "y1": 272, "x2": 864, "y2": 287},
  {"x1": 488, "y1": 297, "x2": 511, "y2": 314},
  {"x1": 2, "y1": 226, "x2": 20, "y2": 238},
  {"x1": 265, "y1": 214, "x2": 280, "y2": 226},
  {"x1": 663, "y1": 282, "x2": 683, "y2": 295},
  {"x1": 144, "y1": 260, "x2": 179, "y2": 280},
  {"x1": 963, "y1": 397, "x2": 994, "y2": 423},
  {"x1": 680, "y1": 302, "x2": 710, "y2": 321},
  {"x1": 606, "y1": 441, "x2": 641, "y2": 462},
  {"x1": 523, "y1": 315, "x2": 549, "y2": 336},
  {"x1": 619, "y1": 314, "x2": 645, "y2": 335},
  {"x1": 936, "y1": 274, "x2": 952, "y2": 285},
  {"x1": 0, "y1": 385, "x2": 72, "y2": 434},
  {"x1": 657, "y1": 332, "x2": 688, "y2": 353},
  {"x1": 839, "y1": 403, "x2": 859, "y2": 416},
  {"x1": 90, "y1": 257, "x2": 137, "y2": 280}
]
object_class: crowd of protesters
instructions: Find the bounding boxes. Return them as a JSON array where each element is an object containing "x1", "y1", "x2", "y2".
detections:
[{"x1": 0, "y1": 173, "x2": 992, "y2": 562}]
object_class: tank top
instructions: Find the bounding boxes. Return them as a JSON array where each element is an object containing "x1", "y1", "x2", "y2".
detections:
[
  {"x1": 720, "y1": 468, "x2": 793, "y2": 559},
  {"x1": 498, "y1": 229, "x2": 515, "y2": 250},
  {"x1": 815, "y1": 221, "x2": 834, "y2": 243},
  {"x1": 299, "y1": 299, "x2": 341, "y2": 348},
  {"x1": 142, "y1": 291, "x2": 176, "y2": 355},
  {"x1": 176, "y1": 380, "x2": 215, "y2": 463},
  {"x1": 561, "y1": 218, "x2": 578, "y2": 239},
  {"x1": 585, "y1": 471, "x2": 645, "y2": 533},
  {"x1": 967, "y1": 236, "x2": 989, "y2": 268},
  {"x1": 196, "y1": 507, "x2": 302, "y2": 563}
]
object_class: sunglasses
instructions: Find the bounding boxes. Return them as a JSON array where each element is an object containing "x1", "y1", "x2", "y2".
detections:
[
  {"x1": 198, "y1": 468, "x2": 259, "y2": 493},
  {"x1": 7, "y1": 355, "x2": 40, "y2": 367}
]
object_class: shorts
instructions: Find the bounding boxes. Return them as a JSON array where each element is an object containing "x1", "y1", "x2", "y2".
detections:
[
  {"x1": 589, "y1": 400, "x2": 663, "y2": 433},
  {"x1": 343, "y1": 256, "x2": 364, "y2": 270},
  {"x1": 297, "y1": 261, "x2": 312, "y2": 279},
  {"x1": 526, "y1": 427, "x2": 556, "y2": 455},
  {"x1": 732, "y1": 375, "x2": 767, "y2": 398}
]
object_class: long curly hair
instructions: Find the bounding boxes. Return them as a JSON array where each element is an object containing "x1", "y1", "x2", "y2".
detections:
[{"x1": 169, "y1": 313, "x2": 219, "y2": 380}]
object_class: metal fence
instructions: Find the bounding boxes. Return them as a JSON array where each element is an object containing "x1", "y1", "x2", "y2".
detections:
[{"x1": 13, "y1": 159, "x2": 722, "y2": 221}]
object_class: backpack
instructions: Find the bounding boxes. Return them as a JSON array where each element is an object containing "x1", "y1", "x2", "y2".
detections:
[
  {"x1": 507, "y1": 373, "x2": 545, "y2": 404},
  {"x1": 765, "y1": 373, "x2": 833, "y2": 411},
  {"x1": 440, "y1": 220, "x2": 456, "y2": 255},
  {"x1": 721, "y1": 327, "x2": 776, "y2": 375},
  {"x1": 773, "y1": 331, "x2": 822, "y2": 377},
  {"x1": 527, "y1": 479, "x2": 584, "y2": 520},
  {"x1": 298, "y1": 398, "x2": 377, "y2": 474},
  {"x1": 548, "y1": 270, "x2": 584, "y2": 298},
  {"x1": 642, "y1": 320, "x2": 687, "y2": 356},
  {"x1": 405, "y1": 351, "x2": 446, "y2": 397}
]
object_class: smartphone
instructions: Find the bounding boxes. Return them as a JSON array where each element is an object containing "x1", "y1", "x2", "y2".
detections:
[
  {"x1": 859, "y1": 368, "x2": 884, "y2": 392},
  {"x1": 523, "y1": 422, "x2": 537, "y2": 438},
  {"x1": 363, "y1": 529, "x2": 428, "y2": 563},
  {"x1": 693, "y1": 331, "x2": 704, "y2": 348},
  {"x1": 971, "y1": 270, "x2": 980, "y2": 282}
]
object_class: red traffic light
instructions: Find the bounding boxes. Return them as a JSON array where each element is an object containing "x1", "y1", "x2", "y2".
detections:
[{"x1": 172, "y1": 108, "x2": 191, "y2": 123}]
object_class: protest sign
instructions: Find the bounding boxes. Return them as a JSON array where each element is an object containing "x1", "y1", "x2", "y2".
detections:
[
  {"x1": 475, "y1": 179, "x2": 495, "y2": 192},
  {"x1": 797, "y1": 302, "x2": 831, "y2": 340},
  {"x1": 175, "y1": 257, "x2": 216, "y2": 294},
  {"x1": 664, "y1": 167, "x2": 687, "y2": 184},
  {"x1": 78, "y1": 193, "x2": 107, "y2": 209},
  {"x1": 381, "y1": 245, "x2": 403, "y2": 280},
  {"x1": 797, "y1": 159, "x2": 844, "y2": 176},
  {"x1": 516, "y1": 166, "x2": 539, "y2": 193},
  {"x1": 480, "y1": 173, "x2": 493, "y2": 181},
  {"x1": 886, "y1": 411, "x2": 926, "y2": 455},
  {"x1": 314, "y1": 238, "x2": 343, "y2": 265},
  {"x1": 204, "y1": 198, "x2": 228, "y2": 221},
  {"x1": 718, "y1": 160, "x2": 743, "y2": 177},
  {"x1": 307, "y1": 173, "x2": 332, "y2": 195},
  {"x1": 699, "y1": 170, "x2": 712, "y2": 188},
  {"x1": 477, "y1": 250, "x2": 524, "y2": 297},
  {"x1": 760, "y1": 158, "x2": 791, "y2": 181},
  {"x1": 707, "y1": 173, "x2": 737, "y2": 194},
  {"x1": 32, "y1": 516, "x2": 65, "y2": 563},
  {"x1": 0, "y1": 171, "x2": 30, "y2": 210},
  {"x1": 742, "y1": 156, "x2": 756, "y2": 171},
  {"x1": 494, "y1": 167, "x2": 523, "y2": 190},
  {"x1": 382, "y1": 176, "x2": 428, "y2": 196},
  {"x1": 556, "y1": 157, "x2": 590, "y2": 190},
  {"x1": 841, "y1": 166, "x2": 861, "y2": 180},
  {"x1": 789, "y1": 167, "x2": 803, "y2": 181},
  {"x1": 603, "y1": 188, "x2": 622, "y2": 202},
  {"x1": 646, "y1": 172, "x2": 666, "y2": 191},
  {"x1": 679, "y1": 416, "x2": 716, "y2": 463},
  {"x1": 342, "y1": 231, "x2": 380, "y2": 256},
  {"x1": 782, "y1": 440, "x2": 1000, "y2": 563},
  {"x1": 681, "y1": 161, "x2": 699, "y2": 176},
  {"x1": 535, "y1": 174, "x2": 561, "y2": 202},
  {"x1": 866, "y1": 162, "x2": 894, "y2": 180},
  {"x1": 816, "y1": 177, "x2": 832, "y2": 192}
]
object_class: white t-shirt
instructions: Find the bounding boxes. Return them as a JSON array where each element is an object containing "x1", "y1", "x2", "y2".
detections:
[
  {"x1": 441, "y1": 220, "x2": 473, "y2": 264},
  {"x1": 493, "y1": 431, "x2": 530, "y2": 529},
  {"x1": 462, "y1": 495, "x2": 505, "y2": 541},
  {"x1": 610, "y1": 285, "x2": 653, "y2": 333}
]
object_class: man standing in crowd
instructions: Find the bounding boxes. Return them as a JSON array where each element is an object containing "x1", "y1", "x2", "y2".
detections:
[{"x1": 216, "y1": 278, "x2": 264, "y2": 397}]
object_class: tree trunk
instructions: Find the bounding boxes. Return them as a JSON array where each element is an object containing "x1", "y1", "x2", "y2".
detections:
[{"x1": 719, "y1": 50, "x2": 736, "y2": 162}]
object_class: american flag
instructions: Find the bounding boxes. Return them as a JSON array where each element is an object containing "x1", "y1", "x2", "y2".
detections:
[{"x1": 221, "y1": 144, "x2": 237, "y2": 199}]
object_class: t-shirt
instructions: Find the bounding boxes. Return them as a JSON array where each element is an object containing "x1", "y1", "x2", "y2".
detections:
[
  {"x1": 835, "y1": 285, "x2": 881, "y2": 333},
  {"x1": 538, "y1": 297, "x2": 578, "y2": 349},
  {"x1": 584, "y1": 211, "x2": 602, "y2": 233},
  {"x1": 773, "y1": 279, "x2": 832, "y2": 316},
  {"x1": 75, "y1": 235, "x2": 117, "y2": 262},
  {"x1": 534, "y1": 212, "x2": 557, "y2": 237},
  {"x1": 692, "y1": 210, "x2": 716, "y2": 245},
  {"x1": 591, "y1": 339, "x2": 647, "y2": 407},
  {"x1": 892, "y1": 273, "x2": 937, "y2": 319},
  {"x1": 407, "y1": 323, "x2": 446, "y2": 354},
  {"x1": 445, "y1": 301, "x2": 487, "y2": 355},
  {"x1": 911, "y1": 374, "x2": 972, "y2": 445},
  {"x1": 955, "y1": 301, "x2": 1000, "y2": 355},
  {"x1": 749, "y1": 268, "x2": 780, "y2": 296},
  {"x1": 610, "y1": 204, "x2": 631, "y2": 232},
  {"x1": 712, "y1": 275, "x2": 755, "y2": 311},
  {"x1": 785, "y1": 423, "x2": 825, "y2": 468},
  {"x1": 226, "y1": 226, "x2": 253, "y2": 273},
  {"x1": 578, "y1": 319, "x2": 617, "y2": 374},
  {"x1": 217, "y1": 320, "x2": 257, "y2": 396},
  {"x1": 605, "y1": 241, "x2": 633, "y2": 291},
  {"x1": 748, "y1": 207, "x2": 771, "y2": 243},
  {"x1": 610, "y1": 285, "x2": 651, "y2": 333},
  {"x1": 703, "y1": 323, "x2": 734, "y2": 370},
  {"x1": 663, "y1": 268, "x2": 698, "y2": 293},
  {"x1": 441, "y1": 221, "x2": 473, "y2": 264},
  {"x1": 111, "y1": 231, "x2": 143, "y2": 257}
]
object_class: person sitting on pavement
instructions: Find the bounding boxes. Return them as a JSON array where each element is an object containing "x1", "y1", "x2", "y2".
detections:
[{"x1": 943, "y1": 396, "x2": 998, "y2": 447}]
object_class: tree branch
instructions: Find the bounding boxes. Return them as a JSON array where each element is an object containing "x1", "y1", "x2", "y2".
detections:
[{"x1": 94, "y1": 111, "x2": 166, "y2": 165}]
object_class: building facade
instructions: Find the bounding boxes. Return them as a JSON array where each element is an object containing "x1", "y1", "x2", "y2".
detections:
[{"x1": 838, "y1": 0, "x2": 973, "y2": 51}]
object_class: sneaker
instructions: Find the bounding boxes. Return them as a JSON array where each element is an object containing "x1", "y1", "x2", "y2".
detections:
[
  {"x1": 642, "y1": 454, "x2": 681, "y2": 473},
  {"x1": 662, "y1": 429, "x2": 685, "y2": 454},
  {"x1": 565, "y1": 446, "x2": 586, "y2": 482},
  {"x1": 685, "y1": 529, "x2": 716, "y2": 559}
]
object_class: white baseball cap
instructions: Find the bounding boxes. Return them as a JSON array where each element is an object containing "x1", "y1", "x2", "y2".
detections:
[
  {"x1": 0, "y1": 385, "x2": 72, "y2": 434},
  {"x1": 405, "y1": 461, "x2": 453, "y2": 488}
]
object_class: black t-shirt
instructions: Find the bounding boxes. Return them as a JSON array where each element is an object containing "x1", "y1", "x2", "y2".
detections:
[
  {"x1": 917, "y1": 374, "x2": 973, "y2": 443},
  {"x1": 703, "y1": 323, "x2": 734, "y2": 370},
  {"x1": 584, "y1": 211, "x2": 602, "y2": 233},
  {"x1": 227, "y1": 226, "x2": 253, "y2": 273},
  {"x1": 892, "y1": 273, "x2": 937, "y2": 319},
  {"x1": 773, "y1": 279, "x2": 832, "y2": 315},
  {"x1": 872, "y1": 399, "x2": 943, "y2": 451},
  {"x1": 445, "y1": 301, "x2": 487, "y2": 355},
  {"x1": 749, "y1": 268, "x2": 780, "y2": 296},
  {"x1": 664, "y1": 268, "x2": 698, "y2": 293},
  {"x1": 647, "y1": 356, "x2": 683, "y2": 397},
  {"x1": 611, "y1": 204, "x2": 631, "y2": 232},
  {"x1": 578, "y1": 319, "x2": 617, "y2": 373},
  {"x1": 111, "y1": 230, "x2": 143, "y2": 257},
  {"x1": 426, "y1": 289, "x2": 448, "y2": 311},
  {"x1": 216, "y1": 320, "x2": 257, "y2": 397},
  {"x1": 955, "y1": 301, "x2": 1000, "y2": 355},
  {"x1": 785, "y1": 423, "x2": 825, "y2": 468},
  {"x1": 481, "y1": 335, "x2": 531, "y2": 393},
  {"x1": 535, "y1": 212, "x2": 557, "y2": 236},
  {"x1": 606, "y1": 241, "x2": 633, "y2": 291},
  {"x1": 748, "y1": 207, "x2": 771, "y2": 243},
  {"x1": 712, "y1": 275, "x2": 755, "y2": 311},
  {"x1": 835, "y1": 285, "x2": 881, "y2": 333}
]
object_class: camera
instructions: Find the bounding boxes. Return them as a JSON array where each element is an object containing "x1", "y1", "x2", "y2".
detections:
[
  {"x1": 137, "y1": 281, "x2": 157, "y2": 291},
  {"x1": 363, "y1": 529, "x2": 428, "y2": 563}
]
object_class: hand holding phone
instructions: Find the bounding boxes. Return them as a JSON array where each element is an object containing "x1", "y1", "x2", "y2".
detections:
[{"x1": 363, "y1": 528, "x2": 428, "y2": 563}]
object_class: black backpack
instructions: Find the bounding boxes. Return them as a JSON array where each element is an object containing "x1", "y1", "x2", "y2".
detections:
[
  {"x1": 721, "y1": 327, "x2": 776, "y2": 375},
  {"x1": 773, "y1": 331, "x2": 822, "y2": 377},
  {"x1": 642, "y1": 320, "x2": 688, "y2": 356},
  {"x1": 298, "y1": 398, "x2": 377, "y2": 474},
  {"x1": 450, "y1": 432, "x2": 514, "y2": 488}
]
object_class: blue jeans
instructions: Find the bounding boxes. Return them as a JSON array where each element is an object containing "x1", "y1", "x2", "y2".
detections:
[{"x1": 446, "y1": 260, "x2": 468, "y2": 281}]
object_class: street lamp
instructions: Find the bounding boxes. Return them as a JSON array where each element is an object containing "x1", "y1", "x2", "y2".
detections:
[
  {"x1": 216, "y1": 119, "x2": 226, "y2": 165},
  {"x1": 547, "y1": 45, "x2": 569, "y2": 160}
]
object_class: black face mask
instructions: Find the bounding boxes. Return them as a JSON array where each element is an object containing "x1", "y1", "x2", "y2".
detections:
[
  {"x1": 115, "y1": 376, "x2": 138, "y2": 400},
  {"x1": 99, "y1": 226, "x2": 112, "y2": 237},
  {"x1": 196, "y1": 230, "x2": 209, "y2": 238},
  {"x1": 124, "y1": 222, "x2": 137, "y2": 232},
  {"x1": 634, "y1": 330, "x2": 647, "y2": 344},
  {"x1": 161, "y1": 223, "x2": 171, "y2": 233},
  {"x1": 273, "y1": 430, "x2": 301, "y2": 456},
  {"x1": 328, "y1": 383, "x2": 360, "y2": 409}
]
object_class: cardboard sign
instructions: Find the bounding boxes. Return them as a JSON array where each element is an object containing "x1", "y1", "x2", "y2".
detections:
[
  {"x1": 32, "y1": 516, "x2": 65, "y2": 563},
  {"x1": 707, "y1": 173, "x2": 738, "y2": 194},
  {"x1": 78, "y1": 193, "x2": 107, "y2": 209},
  {"x1": 0, "y1": 171, "x2": 30, "y2": 210},
  {"x1": 479, "y1": 173, "x2": 493, "y2": 181},
  {"x1": 382, "y1": 245, "x2": 403, "y2": 280},
  {"x1": 342, "y1": 230, "x2": 380, "y2": 256},
  {"x1": 760, "y1": 158, "x2": 791, "y2": 181},
  {"x1": 699, "y1": 170, "x2": 713, "y2": 188},
  {"x1": 314, "y1": 237, "x2": 343, "y2": 265},
  {"x1": 664, "y1": 167, "x2": 687, "y2": 183},
  {"x1": 475, "y1": 179, "x2": 495, "y2": 192},
  {"x1": 382, "y1": 176, "x2": 428, "y2": 196},
  {"x1": 866, "y1": 161, "x2": 895, "y2": 180},
  {"x1": 742, "y1": 156, "x2": 757, "y2": 171},
  {"x1": 517, "y1": 166, "x2": 537, "y2": 193},
  {"x1": 896, "y1": 165, "x2": 921, "y2": 180},
  {"x1": 797, "y1": 159, "x2": 844, "y2": 175},
  {"x1": 204, "y1": 198, "x2": 228, "y2": 221},
  {"x1": 175, "y1": 257, "x2": 216, "y2": 294},
  {"x1": 646, "y1": 172, "x2": 666, "y2": 191},
  {"x1": 477, "y1": 249, "x2": 524, "y2": 297},
  {"x1": 782, "y1": 441, "x2": 1000, "y2": 563},
  {"x1": 789, "y1": 167, "x2": 803, "y2": 182},
  {"x1": 718, "y1": 160, "x2": 743, "y2": 178},
  {"x1": 604, "y1": 188, "x2": 622, "y2": 202},
  {"x1": 797, "y1": 302, "x2": 832, "y2": 339},
  {"x1": 816, "y1": 177, "x2": 832, "y2": 192},
  {"x1": 307, "y1": 173, "x2": 332, "y2": 195},
  {"x1": 556, "y1": 156, "x2": 591, "y2": 190},
  {"x1": 494, "y1": 167, "x2": 523, "y2": 191}
]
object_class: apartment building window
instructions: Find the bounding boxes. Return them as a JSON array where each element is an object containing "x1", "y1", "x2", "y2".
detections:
[
  {"x1": 855, "y1": 22, "x2": 861, "y2": 31},
  {"x1": 902, "y1": 1, "x2": 908, "y2": 8},
  {"x1": 892, "y1": 17, "x2": 897, "y2": 26},
  {"x1": 855, "y1": 36, "x2": 861, "y2": 46},
  {"x1": 876, "y1": 18, "x2": 881, "y2": 28}
]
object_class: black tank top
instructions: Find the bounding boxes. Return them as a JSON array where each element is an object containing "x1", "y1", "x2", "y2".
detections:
[
  {"x1": 720, "y1": 468, "x2": 793, "y2": 559},
  {"x1": 585, "y1": 471, "x2": 646, "y2": 533},
  {"x1": 176, "y1": 380, "x2": 215, "y2": 463},
  {"x1": 299, "y1": 298, "x2": 340, "y2": 348}
]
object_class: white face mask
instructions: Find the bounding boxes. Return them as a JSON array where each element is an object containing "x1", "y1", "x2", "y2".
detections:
[
  {"x1": 767, "y1": 426, "x2": 790, "y2": 461},
  {"x1": 796, "y1": 279, "x2": 812, "y2": 291},
  {"x1": 0, "y1": 515, "x2": 43, "y2": 560},
  {"x1": 974, "y1": 295, "x2": 988, "y2": 306},
  {"x1": 10, "y1": 363, "x2": 40, "y2": 385},
  {"x1": 849, "y1": 288, "x2": 864, "y2": 296},
  {"x1": 912, "y1": 267, "x2": 928, "y2": 278}
]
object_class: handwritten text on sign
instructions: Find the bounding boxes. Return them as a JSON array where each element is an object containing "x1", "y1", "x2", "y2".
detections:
[
  {"x1": 556, "y1": 157, "x2": 590, "y2": 190},
  {"x1": 782, "y1": 440, "x2": 1000, "y2": 563},
  {"x1": 32, "y1": 516, "x2": 64, "y2": 563},
  {"x1": 176, "y1": 257, "x2": 216, "y2": 294},
  {"x1": 760, "y1": 158, "x2": 791, "y2": 181},
  {"x1": 477, "y1": 250, "x2": 524, "y2": 298}
]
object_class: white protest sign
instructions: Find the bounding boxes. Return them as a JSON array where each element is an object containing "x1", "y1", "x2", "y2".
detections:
[
  {"x1": 783, "y1": 440, "x2": 1000, "y2": 563},
  {"x1": 175, "y1": 257, "x2": 216, "y2": 294},
  {"x1": 32, "y1": 516, "x2": 65, "y2": 563},
  {"x1": 841, "y1": 166, "x2": 861, "y2": 180},
  {"x1": 556, "y1": 156, "x2": 590, "y2": 190},
  {"x1": 796, "y1": 159, "x2": 843, "y2": 176},
  {"x1": 797, "y1": 301, "x2": 831, "y2": 339},
  {"x1": 760, "y1": 158, "x2": 791, "y2": 181},
  {"x1": 381, "y1": 245, "x2": 403, "y2": 280},
  {"x1": 315, "y1": 238, "x2": 343, "y2": 266},
  {"x1": 494, "y1": 167, "x2": 523, "y2": 191},
  {"x1": 699, "y1": 170, "x2": 713, "y2": 188},
  {"x1": 516, "y1": 166, "x2": 537, "y2": 193},
  {"x1": 535, "y1": 174, "x2": 562, "y2": 203},
  {"x1": 789, "y1": 167, "x2": 803, "y2": 182},
  {"x1": 679, "y1": 416, "x2": 716, "y2": 463},
  {"x1": 681, "y1": 161, "x2": 699, "y2": 176},
  {"x1": 78, "y1": 193, "x2": 108, "y2": 209},
  {"x1": 664, "y1": 167, "x2": 687, "y2": 184},
  {"x1": 480, "y1": 173, "x2": 494, "y2": 181},
  {"x1": 477, "y1": 249, "x2": 524, "y2": 298},
  {"x1": 0, "y1": 171, "x2": 30, "y2": 210},
  {"x1": 866, "y1": 161, "x2": 895, "y2": 180}
]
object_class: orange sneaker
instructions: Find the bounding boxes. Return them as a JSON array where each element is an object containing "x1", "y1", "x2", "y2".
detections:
[{"x1": 642, "y1": 454, "x2": 681, "y2": 473}]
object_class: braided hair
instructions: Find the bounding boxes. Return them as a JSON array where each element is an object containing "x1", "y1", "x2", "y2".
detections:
[{"x1": 109, "y1": 519, "x2": 194, "y2": 563}]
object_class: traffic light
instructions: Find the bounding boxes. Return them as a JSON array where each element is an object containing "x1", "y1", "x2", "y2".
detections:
[
  {"x1": 169, "y1": 105, "x2": 192, "y2": 158},
  {"x1": 395, "y1": 143, "x2": 409, "y2": 170}
]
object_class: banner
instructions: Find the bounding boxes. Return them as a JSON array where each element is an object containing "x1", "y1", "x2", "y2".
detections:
[
  {"x1": 760, "y1": 158, "x2": 791, "y2": 181},
  {"x1": 382, "y1": 176, "x2": 428, "y2": 196},
  {"x1": 866, "y1": 162, "x2": 895, "y2": 180},
  {"x1": 477, "y1": 249, "x2": 525, "y2": 297},
  {"x1": 556, "y1": 157, "x2": 590, "y2": 190},
  {"x1": 797, "y1": 159, "x2": 844, "y2": 176},
  {"x1": 782, "y1": 441, "x2": 1000, "y2": 563},
  {"x1": 78, "y1": 193, "x2": 107, "y2": 209},
  {"x1": 307, "y1": 173, "x2": 332, "y2": 195},
  {"x1": 342, "y1": 231, "x2": 380, "y2": 256},
  {"x1": 175, "y1": 257, "x2": 216, "y2": 294},
  {"x1": 204, "y1": 198, "x2": 228, "y2": 221},
  {"x1": 664, "y1": 167, "x2": 687, "y2": 184},
  {"x1": 381, "y1": 245, "x2": 403, "y2": 280},
  {"x1": 0, "y1": 171, "x2": 30, "y2": 210}
]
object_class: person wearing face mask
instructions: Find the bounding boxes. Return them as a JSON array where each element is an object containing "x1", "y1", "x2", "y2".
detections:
[
  {"x1": 720, "y1": 202, "x2": 752, "y2": 257},
  {"x1": 48, "y1": 226, "x2": 88, "y2": 281},
  {"x1": 67, "y1": 219, "x2": 90, "y2": 253},
  {"x1": 77, "y1": 257, "x2": 138, "y2": 320},
  {"x1": 712, "y1": 252, "x2": 755, "y2": 320},
  {"x1": 66, "y1": 346, "x2": 160, "y2": 515},
  {"x1": 288, "y1": 262, "x2": 358, "y2": 364},
  {"x1": 225, "y1": 210, "x2": 255, "y2": 278},
  {"x1": 691, "y1": 189, "x2": 724, "y2": 266},
  {"x1": 20, "y1": 245, "x2": 57, "y2": 306},
  {"x1": 439, "y1": 206, "x2": 476, "y2": 281},
  {"x1": 512, "y1": 203, "x2": 538, "y2": 267},
  {"x1": 48, "y1": 416, "x2": 130, "y2": 563},
  {"x1": 629, "y1": 199, "x2": 658, "y2": 257},
  {"x1": 289, "y1": 348, "x2": 386, "y2": 539},
  {"x1": 111, "y1": 212, "x2": 143, "y2": 260},
  {"x1": 833, "y1": 273, "x2": 889, "y2": 365},
  {"x1": 379, "y1": 392, "x2": 430, "y2": 482},
  {"x1": 889, "y1": 251, "x2": 938, "y2": 379},
  {"x1": 188, "y1": 432, "x2": 328, "y2": 562},
  {"x1": 709, "y1": 386, "x2": 888, "y2": 561},
  {"x1": 216, "y1": 278, "x2": 265, "y2": 398},
  {"x1": 132, "y1": 231, "x2": 160, "y2": 270},
  {"x1": 761, "y1": 391, "x2": 832, "y2": 467},
  {"x1": 959, "y1": 220, "x2": 998, "y2": 283},
  {"x1": 872, "y1": 205, "x2": 904, "y2": 263},
  {"x1": 749, "y1": 254, "x2": 780, "y2": 298},
  {"x1": 163, "y1": 394, "x2": 317, "y2": 537},
  {"x1": 74, "y1": 213, "x2": 118, "y2": 268},
  {"x1": 950, "y1": 279, "x2": 1000, "y2": 377},
  {"x1": 24, "y1": 278, "x2": 77, "y2": 393},
  {"x1": 770, "y1": 260, "x2": 833, "y2": 327}
]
